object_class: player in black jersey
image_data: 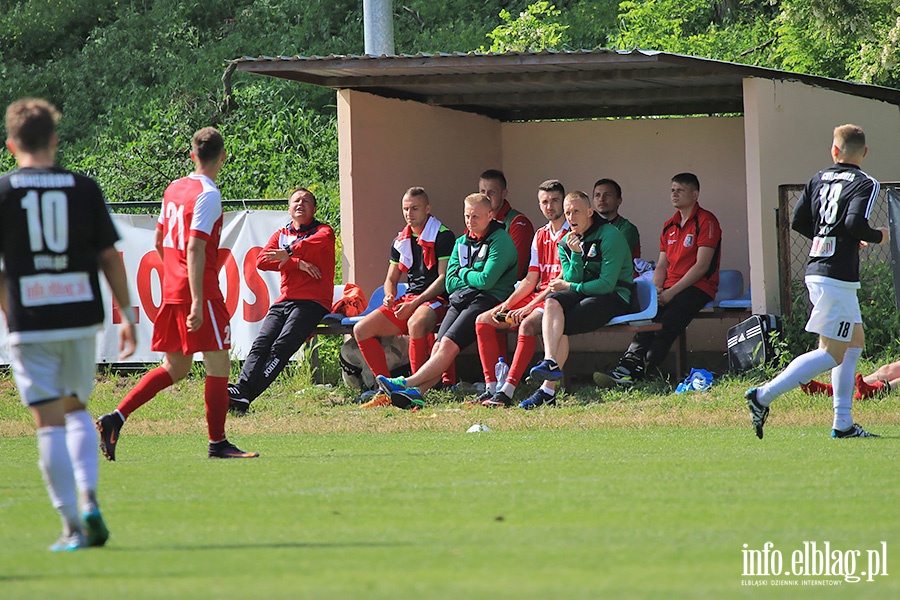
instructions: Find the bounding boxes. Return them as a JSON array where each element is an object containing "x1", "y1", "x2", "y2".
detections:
[
  {"x1": 0, "y1": 98, "x2": 136, "y2": 551},
  {"x1": 745, "y1": 124, "x2": 888, "y2": 439}
]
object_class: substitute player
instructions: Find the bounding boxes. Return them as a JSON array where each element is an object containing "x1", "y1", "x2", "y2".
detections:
[
  {"x1": 97, "y1": 127, "x2": 258, "y2": 459},
  {"x1": 746, "y1": 124, "x2": 888, "y2": 439},
  {"x1": 1, "y1": 98, "x2": 136, "y2": 551},
  {"x1": 472, "y1": 179, "x2": 569, "y2": 407}
]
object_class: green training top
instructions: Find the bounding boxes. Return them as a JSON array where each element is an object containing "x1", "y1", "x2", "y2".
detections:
[
  {"x1": 446, "y1": 220, "x2": 518, "y2": 301},
  {"x1": 558, "y1": 212, "x2": 633, "y2": 303}
]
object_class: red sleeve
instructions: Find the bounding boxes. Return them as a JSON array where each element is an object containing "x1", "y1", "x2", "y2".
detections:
[
  {"x1": 509, "y1": 214, "x2": 535, "y2": 279},
  {"x1": 698, "y1": 212, "x2": 721, "y2": 248},
  {"x1": 256, "y1": 231, "x2": 282, "y2": 271},
  {"x1": 291, "y1": 224, "x2": 335, "y2": 267}
]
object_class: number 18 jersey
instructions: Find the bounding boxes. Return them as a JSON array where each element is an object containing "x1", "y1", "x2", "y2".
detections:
[
  {"x1": 0, "y1": 166, "x2": 120, "y2": 342},
  {"x1": 158, "y1": 173, "x2": 224, "y2": 303}
]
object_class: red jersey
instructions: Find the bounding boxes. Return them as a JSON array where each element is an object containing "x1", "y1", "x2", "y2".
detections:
[
  {"x1": 258, "y1": 219, "x2": 336, "y2": 309},
  {"x1": 658, "y1": 203, "x2": 721, "y2": 298},
  {"x1": 528, "y1": 221, "x2": 570, "y2": 291},
  {"x1": 495, "y1": 200, "x2": 535, "y2": 280},
  {"x1": 157, "y1": 173, "x2": 223, "y2": 303}
]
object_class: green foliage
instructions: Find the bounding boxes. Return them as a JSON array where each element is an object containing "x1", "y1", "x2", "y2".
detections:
[{"x1": 481, "y1": 1, "x2": 570, "y2": 52}]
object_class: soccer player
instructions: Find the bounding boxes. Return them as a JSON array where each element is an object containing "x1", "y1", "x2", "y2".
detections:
[
  {"x1": 228, "y1": 187, "x2": 336, "y2": 414},
  {"x1": 0, "y1": 98, "x2": 136, "y2": 551},
  {"x1": 478, "y1": 169, "x2": 535, "y2": 280},
  {"x1": 524, "y1": 191, "x2": 633, "y2": 408},
  {"x1": 472, "y1": 179, "x2": 570, "y2": 407},
  {"x1": 375, "y1": 193, "x2": 518, "y2": 407},
  {"x1": 592, "y1": 178, "x2": 641, "y2": 260},
  {"x1": 352, "y1": 187, "x2": 455, "y2": 408},
  {"x1": 746, "y1": 124, "x2": 888, "y2": 439},
  {"x1": 96, "y1": 127, "x2": 258, "y2": 460}
]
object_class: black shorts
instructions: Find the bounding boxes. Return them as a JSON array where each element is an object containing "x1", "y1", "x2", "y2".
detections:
[
  {"x1": 436, "y1": 291, "x2": 501, "y2": 350},
  {"x1": 547, "y1": 290, "x2": 629, "y2": 335}
]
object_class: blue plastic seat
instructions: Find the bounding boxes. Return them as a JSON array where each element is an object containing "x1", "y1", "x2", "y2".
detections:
[
  {"x1": 606, "y1": 278, "x2": 658, "y2": 326},
  {"x1": 718, "y1": 284, "x2": 752, "y2": 309},
  {"x1": 703, "y1": 269, "x2": 744, "y2": 309},
  {"x1": 340, "y1": 283, "x2": 408, "y2": 326}
]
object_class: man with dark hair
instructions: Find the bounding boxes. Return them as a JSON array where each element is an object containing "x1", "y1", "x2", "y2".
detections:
[
  {"x1": 592, "y1": 178, "x2": 641, "y2": 260},
  {"x1": 228, "y1": 188, "x2": 336, "y2": 413},
  {"x1": 97, "y1": 127, "x2": 258, "y2": 460},
  {"x1": 599, "y1": 173, "x2": 721, "y2": 384},
  {"x1": 472, "y1": 179, "x2": 570, "y2": 407},
  {"x1": 1, "y1": 98, "x2": 136, "y2": 550},
  {"x1": 746, "y1": 124, "x2": 887, "y2": 439},
  {"x1": 479, "y1": 169, "x2": 535, "y2": 280},
  {"x1": 352, "y1": 186, "x2": 455, "y2": 407}
]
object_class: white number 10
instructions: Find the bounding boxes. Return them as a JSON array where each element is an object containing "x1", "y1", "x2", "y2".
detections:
[{"x1": 21, "y1": 190, "x2": 69, "y2": 252}]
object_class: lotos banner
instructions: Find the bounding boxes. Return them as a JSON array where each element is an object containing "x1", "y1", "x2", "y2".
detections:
[{"x1": 0, "y1": 210, "x2": 311, "y2": 365}]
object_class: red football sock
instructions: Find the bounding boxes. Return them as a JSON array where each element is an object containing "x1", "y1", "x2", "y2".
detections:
[
  {"x1": 205, "y1": 376, "x2": 229, "y2": 442},
  {"x1": 357, "y1": 337, "x2": 390, "y2": 378},
  {"x1": 442, "y1": 361, "x2": 457, "y2": 386},
  {"x1": 117, "y1": 366, "x2": 173, "y2": 418},
  {"x1": 495, "y1": 328, "x2": 508, "y2": 362},
  {"x1": 409, "y1": 336, "x2": 431, "y2": 374},
  {"x1": 476, "y1": 322, "x2": 501, "y2": 383},
  {"x1": 508, "y1": 334, "x2": 538, "y2": 385}
]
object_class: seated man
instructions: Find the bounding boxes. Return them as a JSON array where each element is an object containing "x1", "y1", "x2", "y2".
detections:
[
  {"x1": 228, "y1": 187, "x2": 335, "y2": 414},
  {"x1": 599, "y1": 173, "x2": 721, "y2": 384},
  {"x1": 593, "y1": 178, "x2": 641, "y2": 261},
  {"x1": 353, "y1": 187, "x2": 455, "y2": 407},
  {"x1": 524, "y1": 191, "x2": 634, "y2": 408},
  {"x1": 376, "y1": 193, "x2": 518, "y2": 408},
  {"x1": 472, "y1": 179, "x2": 570, "y2": 407}
]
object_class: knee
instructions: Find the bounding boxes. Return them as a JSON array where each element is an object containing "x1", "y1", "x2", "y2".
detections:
[
  {"x1": 353, "y1": 319, "x2": 371, "y2": 341},
  {"x1": 520, "y1": 318, "x2": 540, "y2": 337},
  {"x1": 407, "y1": 312, "x2": 434, "y2": 338}
]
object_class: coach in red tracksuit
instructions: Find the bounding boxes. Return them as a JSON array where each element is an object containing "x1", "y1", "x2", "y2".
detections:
[{"x1": 228, "y1": 188, "x2": 335, "y2": 413}]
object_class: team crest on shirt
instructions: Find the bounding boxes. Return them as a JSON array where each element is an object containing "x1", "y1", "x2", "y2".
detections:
[
  {"x1": 587, "y1": 243, "x2": 598, "y2": 258},
  {"x1": 478, "y1": 244, "x2": 488, "y2": 259},
  {"x1": 684, "y1": 234, "x2": 694, "y2": 248}
]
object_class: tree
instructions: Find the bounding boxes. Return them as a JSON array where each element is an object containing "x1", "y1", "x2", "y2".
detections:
[{"x1": 481, "y1": 1, "x2": 570, "y2": 52}]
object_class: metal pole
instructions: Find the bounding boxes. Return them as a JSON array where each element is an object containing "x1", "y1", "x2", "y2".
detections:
[{"x1": 363, "y1": 0, "x2": 394, "y2": 56}]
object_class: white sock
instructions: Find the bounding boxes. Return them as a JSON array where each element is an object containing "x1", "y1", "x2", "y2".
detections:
[
  {"x1": 539, "y1": 385, "x2": 556, "y2": 397},
  {"x1": 65, "y1": 410, "x2": 99, "y2": 512},
  {"x1": 500, "y1": 382, "x2": 517, "y2": 397},
  {"x1": 832, "y1": 347, "x2": 861, "y2": 431},
  {"x1": 37, "y1": 426, "x2": 80, "y2": 532},
  {"x1": 486, "y1": 381, "x2": 498, "y2": 394},
  {"x1": 758, "y1": 348, "x2": 837, "y2": 406}
]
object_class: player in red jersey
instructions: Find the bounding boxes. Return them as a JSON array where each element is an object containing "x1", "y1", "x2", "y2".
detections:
[
  {"x1": 472, "y1": 179, "x2": 569, "y2": 407},
  {"x1": 97, "y1": 127, "x2": 258, "y2": 460}
]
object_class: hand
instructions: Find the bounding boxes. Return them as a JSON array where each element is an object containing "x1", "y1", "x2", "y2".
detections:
[
  {"x1": 658, "y1": 288, "x2": 673, "y2": 306},
  {"x1": 187, "y1": 302, "x2": 203, "y2": 333},
  {"x1": 297, "y1": 260, "x2": 321, "y2": 279},
  {"x1": 548, "y1": 278, "x2": 570, "y2": 292},
  {"x1": 507, "y1": 306, "x2": 531, "y2": 324},
  {"x1": 878, "y1": 226, "x2": 890, "y2": 245},
  {"x1": 566, "y1": 234, "x2": 583, "y2": 254},
  {"x1": 119, "y1": 323, "x2": 137, "y2": 359},
  {"x1": 393, "y1": 300, "x2": 418, "y2": 321},
  {"x1": 383, "y1": 293, "x2": 395, "y2": 310},
  {"x1": 264, "y1": 248, "x2": 291, "y2": 266}
]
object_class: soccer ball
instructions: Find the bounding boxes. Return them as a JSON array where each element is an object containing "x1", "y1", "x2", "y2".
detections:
[{"x1": 340, "y1": 335, "x2": 410, "y2": 390}]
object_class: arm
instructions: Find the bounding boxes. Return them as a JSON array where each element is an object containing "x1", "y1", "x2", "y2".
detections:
[
  {"x1": 496, "y1": 271, "x2": 540, "y2": 322},
  {"x1": 98, "y1": 246, "x2": 137, "y2": 358},
  {"x1": 459, "y1": 236, "x2": 517, "y2": 290},
  {"x1": 570, "y1": 233, "x2": 631, "y2": 296},
  {"x1": 154, "y1": 227, "x2": 164, "y2": 262},
  {"x1": 791, "y1": 187, "x2": 815, "y2": 239},
  {"x1": 658, "y1": 246, "x2": 716, "y2": 304},
  {"x1": 508, "y1": 214, "x2": 535, "y2": 278},
  {"x1": 382, "y1": 262, "x2": 402, "y2": 309},
  {"x1": 186, "y1": 236, "x2": 207, "y2": 333},
  {"x1": 445, "y1": 242, "x2": 463, "y2": 293},
  {"x1": 845, "y1": 182, "x2": 886, "y2": 244},
  {"x1": 653, "y1": 251, "x2": 669, "y2": 293},
  {"x1": 392, "y1": 259, "x2": 449, "y2": 320}
]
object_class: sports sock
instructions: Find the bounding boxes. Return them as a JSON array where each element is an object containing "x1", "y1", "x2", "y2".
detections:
[
  {"x1": 357, "y1": 337, "x2": 390, "y2": 378},
  {"x1": 475, "y1": 322, "x2": 501, "y2": 384},
  {"x1": 757, "y1": 348, "x2": 837, "y2": 406},
  {"x1": 37, "y1": 426, "x2": 80, "y2": 533},
  {"x1": 64, "y1": 410, "x2": 99, "y2": 506},
  {"x1": 832, "y1": 347, "x2": 861, "y2": 431},
  {"x1": 486, "y1": 381, "x2": 498, "y2": 394},
  {"x1": 117, "y1": 366, "x2": 174, "y2": 418},
  {"x1": 442, "y1": 360, "x2": 457, "y2": 386},
  {"x1": 508, "y1": 334, "x2": 537, "y2": 386},
  {"x1": 495, "y1": 328, "x2": 508, "y2": 363},
  {"x1": 408, "y1": 336, "x2": 430, "y2": 374},
  {"x1": 539, "y1": 385, "x2": 556, "y2": 397},
  {"x1": 205, "y1": 376, "x2": 229, "y2": 443},
  {"x1": 499, "y1": 382, "x2": 517, "y2": 397}
]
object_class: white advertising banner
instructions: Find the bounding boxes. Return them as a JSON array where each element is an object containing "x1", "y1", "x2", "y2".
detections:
[{"x1": 0, "y1": 210, "x2": 296, "y2": 365}]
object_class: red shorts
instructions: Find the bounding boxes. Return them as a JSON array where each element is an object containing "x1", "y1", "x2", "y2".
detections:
[
  {"x1": 508, "y1": 291, "x2": 545, "y2": 312},
  {"x1": 376, "y1": 294, "x2": 449, "y2": 334},
  {"x1": 152, "y1": 299, "x2": 231, "y2": 354}
]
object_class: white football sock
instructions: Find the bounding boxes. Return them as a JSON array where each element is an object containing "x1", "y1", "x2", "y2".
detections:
[
  {"x1": 539, "y1": 385, "x2": 556, "y2": 397},
  {"x1": 65, "y1": 410, "x2": 99, "y2": 510},
  {"x1": 757, "y1": 348, "x2": 837, "y2": 406},
  {"x1": 37, "y1": 426, "x2": 80, "y2": 533},
  {"x1": 832, "y1": 347, "x2": 861, "y2": 432},
  {"x1": 486, "y1": 381, "x2": 498, "y2": 394},
  {"x1": 499, "y1": 382, "x2": 517, "y2": 397}
]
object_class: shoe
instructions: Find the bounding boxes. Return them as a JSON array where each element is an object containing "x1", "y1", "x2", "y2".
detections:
[
  {"x1": 96, "y1": 412, "x2": 124, "y2": 462},
  {"x1": 228, "y1": 384, "x2": 250, "y2": 416},
  {"x1": 854, "y1": 374, "x2": 887, "y2": 401},
  {"x1": 49, "y1": 530, "x2": 87, "y2": 552},
  {"x1": 482, "y1": 391, "x2": 512, "y2": 408},
  {"x1": 208, "y1": 440, "x2": 260, "y2": 459},
  {"x1": 529, "y1": 359, "x2": 563, "y2": 382},
  {"x1": 518, "y1": 389, "x2": 556, "y2": 410},
  {"x1": 608, "y1": 364, "x2": 642, "y2": 385},
  {"x1": 389, "y1": 387, "x2": 425, "y2": 410},
  {"x1": 83, "y1": 510, "x2": 110, "y2": 547},
  {"x1": 832, "y1": 423, "x2": 880, "y2": 438},
  {"x1": 375, "y1": 375, "x2": 407, "y2": 396},
  {"x1": 360, "y1": 393, "x2": 392, "y2": 408},
  {"x1": 799, "y1": 379, "x2": 833, "y2": 396},
  {"x1": 592, "y1": 371, "x2": 616, "y2": 389},
  {"x1": 745, "y1": 388, "x2": 769, "y2": 439},
  {"x1": 467, "y1": 390, "x2": 494, "y2": 405}
]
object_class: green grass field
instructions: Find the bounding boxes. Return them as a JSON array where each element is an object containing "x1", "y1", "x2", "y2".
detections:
[{"x1": 1, "y1": 372, "x2": 898, "y2": 599}]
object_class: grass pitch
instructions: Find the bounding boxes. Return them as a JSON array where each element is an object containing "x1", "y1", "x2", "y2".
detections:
[{"x1": 1, "y1": 373, "x2": 899, "y2": 598}]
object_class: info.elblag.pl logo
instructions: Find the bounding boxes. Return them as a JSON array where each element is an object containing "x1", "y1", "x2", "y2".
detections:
[{"x1": 741, "y1": 541, "x2": 888, "y2": 586}]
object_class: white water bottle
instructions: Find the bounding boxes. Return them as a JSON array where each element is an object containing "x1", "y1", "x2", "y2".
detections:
[{"x1": 495, "y1": 356, "x2": 509, "y2": 385}]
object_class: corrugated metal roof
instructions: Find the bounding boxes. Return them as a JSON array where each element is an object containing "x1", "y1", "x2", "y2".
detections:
[{"x1": 232, "y1": 49, "x2": 900, "y2": 121}]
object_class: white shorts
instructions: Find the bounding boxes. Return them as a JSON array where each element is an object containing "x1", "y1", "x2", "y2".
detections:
[
  {"x1": 804, "y1": 279, "x2": 861, "y2": 342},
  {"x1": 9, "y1": 336, "x2": 97, "y2": 407}
]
